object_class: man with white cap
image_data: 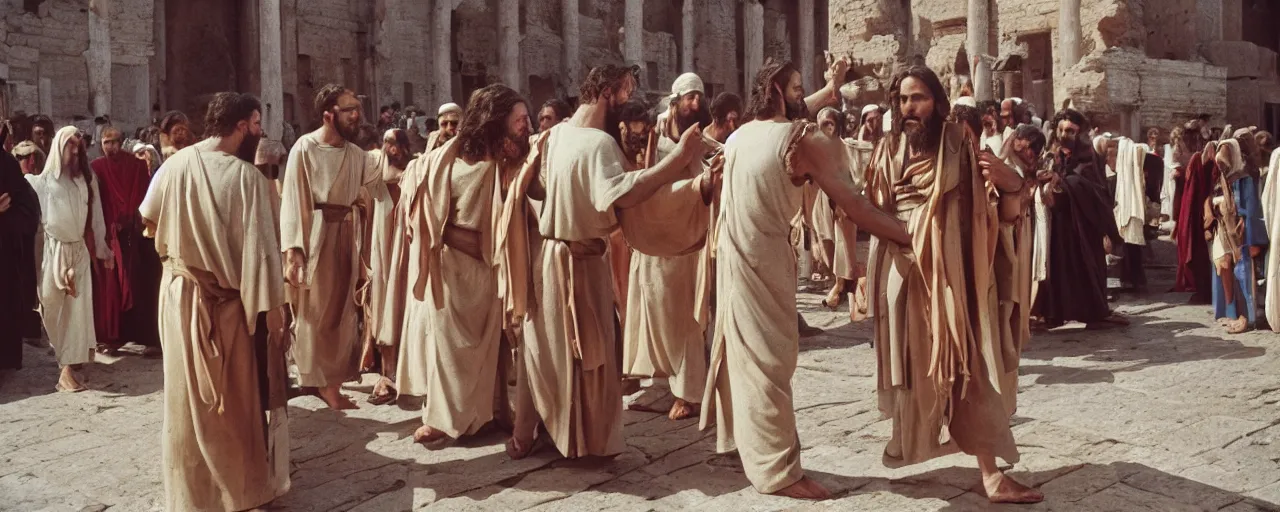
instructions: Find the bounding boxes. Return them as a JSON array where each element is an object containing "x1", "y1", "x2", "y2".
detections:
[
  {"x1": 427, "y1": 102, "x2": 463, "y2": 152},
  {"x1": 656, "y1": 72, "x2": 707, "y2": 140},
  {"x1": 856, "y1": 104, "x2": 884, "y2": 145},
  {"x1": 622, "y1": 72, "x2": 716, "y2": 421}
]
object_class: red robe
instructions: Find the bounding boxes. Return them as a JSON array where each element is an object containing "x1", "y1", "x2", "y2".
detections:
[
  {"x1": 90, "y1": 153, "x2": 152, "y2": 345},
  {"x1": 1172, "y1": 151, "x2": 1217, "y2": 302}
]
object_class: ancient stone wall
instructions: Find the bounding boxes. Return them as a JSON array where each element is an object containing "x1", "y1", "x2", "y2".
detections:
[
  {"x1": 693, "y1": 0, "x2": 741, "y2": 96},
  {"x1": 373, "y1": 0, "x2": 431, "y2": 114},
  {"x1": 4, "y1": 0, "x2": 94, "y2": 123}
]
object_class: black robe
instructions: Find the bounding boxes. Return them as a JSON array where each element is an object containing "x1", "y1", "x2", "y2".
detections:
[
  {"x1": 0, "y1": 149, "x2": 41, "y2": 370},
  {"x1": 1038, "y1": 145, "x2": 1121, "y2": 326}
]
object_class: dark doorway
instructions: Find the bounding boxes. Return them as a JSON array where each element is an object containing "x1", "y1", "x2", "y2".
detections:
[{"x1": 165, "y1": 0, "x2": 245, "y2": 135}]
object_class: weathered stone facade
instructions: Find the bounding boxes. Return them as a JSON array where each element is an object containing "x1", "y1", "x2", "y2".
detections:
[
  {"x1": 829, "y1": 0, "x2": 1280, "y2": 137},
  {"x1": 2, "y1": 0, "x2": 830, "y2": 136}
]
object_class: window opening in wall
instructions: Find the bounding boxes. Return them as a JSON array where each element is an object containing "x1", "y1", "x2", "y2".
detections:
[
  {"x1": 646, "y1": 62, "x2": 659, "y2": 90},
  {"x1": 24, "y1": 0, "x2": 42, "y2": 14},
  {"x1": 403, "y1": 83, "x2": 415, "y2": 108}
]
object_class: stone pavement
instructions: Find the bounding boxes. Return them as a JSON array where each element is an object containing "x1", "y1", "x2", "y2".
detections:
[{"x1": 4, "y1": 241, "x2": 1280, "y2": 511}]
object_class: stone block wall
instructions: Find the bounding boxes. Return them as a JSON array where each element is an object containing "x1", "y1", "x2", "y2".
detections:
[
  {"x1": 1061, "y1": 48, "x2": 1227, "y2": 134},
  {"x1": 4, "y1": 0, "x2": 94, "y2": 122}
]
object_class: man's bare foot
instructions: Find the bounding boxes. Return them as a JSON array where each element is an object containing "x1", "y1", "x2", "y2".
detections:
[
  {"x1": 668, "y1": 399, "x2": 700, "y2": 420},
  {"x1": 56, "y1": 368, "x2": 86, "y2": 393},
  {"x1": 505, "y1": 435, "x2": 539, "y2": 460},
  {"x1": 983, "y1": 472, "x2": 1044, "y2": 504},
  {"x1": 770, "y1": 476, "x2": 831, "y2": 500},
  {"x1": 367, "y1": 377, "x2": 397, "y2": 405},
  {"x1": 412, "y1": 425, "x2": 449, "y2": 444},
  {"x1": 1226, "y1": 315, "x2": 1250, "y2": 334},
  {"x1": 317, "y1": 386, "x2": 358, "y2": 410}
]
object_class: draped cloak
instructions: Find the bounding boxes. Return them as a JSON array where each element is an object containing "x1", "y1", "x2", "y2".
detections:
[
  {"x1": 0, "y1": 149, "x2": 39, "y2": 370},
  {"x1": 1173, "y1": 148, "x2": 1219, "y2": 300},
  {"x1": 90, "y1": 153, "x2": 156, "y2": 347},
  {"x1": 1037, "y1": 145, "x2": 1119, "y2": 325},
  {"x1": 864, "y1": 123, "x2": 1025, "y2": 467},
  {"x1": 140, "y1": 145, "x2": 289, "y2": 512},
  {"x1": 393, "y1": 138, "x2": 508, "y2": 438},
  {"x1": 498, "y1": 124, "x2": 708, "y2": 458},
  {"x1": 1264, "y1": 148, "x2": 1280, "y2": 330}
]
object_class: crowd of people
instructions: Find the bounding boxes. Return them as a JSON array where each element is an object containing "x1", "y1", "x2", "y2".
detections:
[{"x1": 2, "y1": 50, "x2": 1280, "y2": 511}]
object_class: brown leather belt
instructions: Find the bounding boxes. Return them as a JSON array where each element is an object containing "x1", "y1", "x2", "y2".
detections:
[
  {"x1": 315, "y1": 203, "x2": 352, "y2": 222},
  {"x1": 549, "y1": 237, "x2": 607, "y2": 258}
]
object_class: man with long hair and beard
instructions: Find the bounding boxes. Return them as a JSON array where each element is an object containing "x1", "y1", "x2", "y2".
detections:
[
  {"x1": 863, "y1": 65, "x2": 1043, "y2": 504},
  {"x1": 698, "y1": 59, "x2": 911, "y2": 500},
  {"x1": 499, "y1": 64, "x2": 712, "y2": 460},
  {"x1": 140, "y1": 91, "x2": 292, "y2": 511},
  {"x1": 280, "y1": 83, "x2": 388, "y2": 410},
  {"x1": 385, "y1": 84, "x2": 532, "y2": 444},
  {"x1": 28, "y1": 126, "x2": 114, "y2": 392}
]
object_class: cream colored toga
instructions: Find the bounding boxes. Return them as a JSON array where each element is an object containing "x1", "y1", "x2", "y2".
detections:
[
  {"x1": 140, "y1": 144, "x2": 290, "y2": 512},
  {"x1": 279, "y1": 130, "x2": 382, "y2": 387}
]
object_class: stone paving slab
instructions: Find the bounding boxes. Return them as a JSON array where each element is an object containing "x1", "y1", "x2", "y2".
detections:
[{"x1": 4, "y1": 242, "x2": 1280, "y2": 511}]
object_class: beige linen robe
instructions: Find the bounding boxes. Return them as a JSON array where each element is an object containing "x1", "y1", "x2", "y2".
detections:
[
  {"x1": 280, "y1": 130, "x2": 382, "y2": 386},
  {"x1": 621, "y1": 135, "x2": 709, "y2": 402},
  {"x1": 499, "y1": 124, "x2": 707, "y2": 458},
  {"x1": 831, "y1": 139, "x2": 873, "y2": 281},
  {"x1": 27, "y1": 127, "x2": 111, "y2": 366},
  {"x1": 358, "y1": 149, "x2": 400, "y2": 348},
  {"x1": 394, "y1": 138, "x2": 506, "y2": 438},
  {"x1": 865, "y1": 124, "x2": 1023, "y2": 467},
  {"x1": 699, "y1": 120, "x2": 817, "y2": 493},
  {"x1": 140, "y1": 145, "x2": 289, "y2": 512}
]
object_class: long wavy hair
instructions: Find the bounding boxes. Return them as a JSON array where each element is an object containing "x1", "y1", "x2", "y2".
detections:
[
  {"x1": 745, "y1": 60, "x2": 806, "y2": 121},
  {"x1": 457, "y1": 84, "x2": 528, "y2": 162}
]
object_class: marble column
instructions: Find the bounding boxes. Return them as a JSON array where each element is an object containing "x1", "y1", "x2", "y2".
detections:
[
  {"x1": 1059, "y1": 0, "x2": 1082, "y2": 70},
  {"x1": 798, "y1": 0, "x2": 815, "y2": 93},
  {"x1": 743, "y1": 0, "x2": 764, "y2": 96},
  {"x1": 498, "y1": 0, "x2": 521, "y2": 92},
  {"x1": 563, "y1": 0, "x2": 581, "y2": 94},
  {"x1": 681, "y1": 0, "x2": 695, "y2": 73},
  {"x1": 624, "y1": 0, "x2": 643, "y2": 69},
  {"x1": 967, "y1": 0, "x2": 992, "y2": 100},
  {"x1": 433, "y1": 0, "x2": 453, "y2": 108},
  {"x1": 260, "y1": 0, "x2": 284, "y2": 139},
  {"x1": 86, "y1": 0, "x2": 111, "y2": 116}
]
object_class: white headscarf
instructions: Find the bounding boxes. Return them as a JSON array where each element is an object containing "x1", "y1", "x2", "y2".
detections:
[
  {"x1": 438, "y1": 103, "x2": 462, "y2": 117},
  {"x1": 669, "y1": 72, "x2": 704, "y2": 100},
  {"x1": 42, "y1": 126, "x2": 82, "y2": 180},
  {"x1": 861, "y1": 104, "x2": 879, "y2": 117},
  {"x1": 954, "y1": 96, "x2": 977, "y2": 108}
]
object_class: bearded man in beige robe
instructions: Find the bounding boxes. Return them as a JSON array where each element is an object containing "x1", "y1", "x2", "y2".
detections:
[
  {"x1": 393, "y1": 85, "x2": 531, "y2": 443},
  {"x1": 499, "y1": 64, "x2": 714, "y2": 459},
  {"x1": 280, "y1": 83, "x2": 386, "y2": 409},
  {"x1": 865, "y1": 65, "x2": 1042, "y2": 504},
  {"x1": 357, "y1": 128, "x2": 412, "y2": 405},
  {"x1": 622, "y1": 73, "x2": 716, "y2": 421},
  {"x1": 426, "y1": 102, "x2": 463, "y2": 153},
  {"x1": 698, "y1": 60, "x2": 911, "y2": 501},
  {"x1": 141, "y1": 92, "x2": 291, "y2": 512}
]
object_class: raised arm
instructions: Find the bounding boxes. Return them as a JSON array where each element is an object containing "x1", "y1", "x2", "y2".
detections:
[
  {"x1": 804, "y1": 55, "x2": 851, "y2": 117},
  {"x1": 800, "y1": 132, "x2": 910, "y2": 246},
  {"x1": 613, "y1": 124, "x2": 709, "y2": 209}
]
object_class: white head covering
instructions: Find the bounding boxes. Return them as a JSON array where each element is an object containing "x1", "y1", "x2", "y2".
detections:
[
  {"x1": 861, "y1": 104, "x2": 880, "y2": 117},
  {"x1": 1217, "y1": 138, "x2": 1244, "y2": 174},
  {"x1": 669, "y1": 72, "x2": 704, "y2": 100},
  {"x1": 438, "y1": 103, "x2": 462, "y2": 117},
  {"x1": 42, "y1": 126, "x2": 82, "y2": 180},
  {"x1": 11, "y1": 140, "x2": 43, "y2": 160},
  {"x1": 954, "y1": 96, "x2": 977, "y2": 108}
]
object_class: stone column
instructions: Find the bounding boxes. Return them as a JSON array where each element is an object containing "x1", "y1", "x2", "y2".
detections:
[
  {"x1": 1197, "y1": 0, "x2": 1223, "y2": 45},
  {"x1": 152, "y1": 0, "x2": 166, "y2": 113},
  {"x1": 1059, "y1": 0, "x2": 1082, "y2": 70},
  {"x1": 260, "y1": 0, "x2": 284, "y2": 140},
  {"x1": 967, "y1": 0, "x2": 992, "y2": 100},
  {"x1": 743, "y1": 0, "x2": 764, "y2": 96},
  {"x1": 498, "y1": 0, "x2": 521, "y2": 91},
  {"x1": 433, "y1": 0, "x2": 453, "y2": 108},
  {"x1": 624, "y1": 0, "x2": 643, "y2": 69},
  {"x1": 798, "y1": 0, "x2": 815, "y2": 92},
  {"x1": 563, "y1": 0, "x2": 581, "y2": 94},
  {"x1": 681, "y1": 0, "x2": 695, "y2": 73},
  {"x1": 86, "y1": 0, "x2": 112, "y2": 116}
]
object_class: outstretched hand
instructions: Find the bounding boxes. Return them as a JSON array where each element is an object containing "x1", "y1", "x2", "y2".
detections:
[
  {"x1": 977, "y1": 152, "x2": 1023, "y2": 193},
  {"x1": 677, "y1": 123, "x2": 710, "y2": 161}
]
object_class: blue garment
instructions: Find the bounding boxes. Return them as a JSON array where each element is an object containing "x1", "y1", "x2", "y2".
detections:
[{"x1": 1211, "y1": 175, "x2": 1270, "y2": 325}]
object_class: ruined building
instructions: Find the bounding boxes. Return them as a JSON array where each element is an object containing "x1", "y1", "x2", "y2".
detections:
[
  {"x1": 0, "y1": 0, "x2": 831, "y2": 138},
  {"x1": 829, "y1": 0, "x2": 1280, "y2": 137}
]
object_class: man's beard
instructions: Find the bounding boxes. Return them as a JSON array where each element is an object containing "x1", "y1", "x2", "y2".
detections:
[
  {"x1": 336, "y1": 119, "x2": 360, "y2": 143},
  {"x1": 623, "y1": 132, "x2": 648, "y2": 158},
  {"x1": 899, "y1": 115, "x2": 942, "y2": 153},
  {"x1": 236, "y1": 134, "x2": 261, "y2": 163},
  {"x1": 502, "y1": 133, "x2": 531, "y2": 162},
  {"x1": 388, "y1": 149, "x2": 411, "y2": 170},
  {"x1": 675, "y1": 112, "x2": 697, "y2": 136},
  {"x1": 1058, "y1": 136, "x2": 1078, "y2": 152},
  {"x1": 784, "y1": 98, "x2": 808, "y2": 121}
]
